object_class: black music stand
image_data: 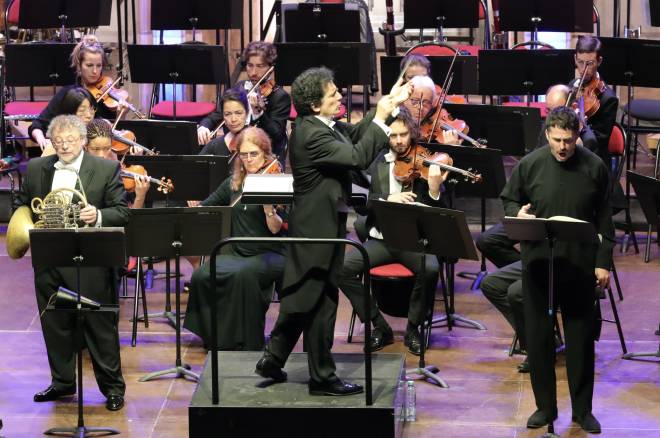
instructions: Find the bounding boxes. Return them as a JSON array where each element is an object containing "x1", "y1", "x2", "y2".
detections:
[
  {"x1": 651, "y1": 0, "x2": 660, "y2": 27},
  {"x1": 123, "y1": 155, "x2": 230, "y2": 203},
  {"x1": 115, "y1": 120, "x2": 198, "y2": 155},
  {"x1": 31, "y1": 228, "x2": 125, "y2": 438},
  {"x1": 503, "y1": 216, "x2": 598, "y2": 438},
  {"x1": 379, "y1": 55, "x2": 478, "y2": 96},
  {"x1": 403, "y1": 0, "x2": 479, "y2": 42},
  {"x1": 151, "y1": 0, "x2": 243, "y2": 42},
  {"x1": 627, "y1": 171, "x2": 660, "y2": 263},
  {"x1": 479, "y1": 50, "x2": 575, "y2": 100},
  {"x1": 127, "y1": 207, "x2": 231, "y2": 382},
  {"x1": 443, "y1": 103, "x2": 542, "y2": 156},
  {"x1": 274, "y1": 42, "x2": 371, "y2": 122},
  {"x1": 127, "y1": 44, "x2": 225, "y2": 120},
  {"x1": 425, "y1": 143, "x2": 505, "y2": 297},
  {"x1": 283, "y1": 3, "x2": 360, "y2": 42},
  {"x1": 14, "y1": 0, "x2": 111, "y2": 40},
  {"x1": 498, "y1": 0, "x2": 592, "y2": 41},
  {"x1": 371, "y1": 200, "x2": 478, "y2": 387}
]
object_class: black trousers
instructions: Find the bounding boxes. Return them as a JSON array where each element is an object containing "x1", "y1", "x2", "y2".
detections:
[
  {"x1": 35, "y1": 267, "x2": 125, "y2": 397},
  {"x1": 339, "y1": 238, "x2": 439, "y2": 327},
  {"x1": 524, "y1": 260, "x2": 596, "y2": 418},
  {"x1": 479, "y1": 260, "x2": 526, "y2": 350},
  {"x1": 476, "y1": 222, "x2": 520, "y2": 269},
  {"x1": 266, "y1": 284, "x2": 339, "y2": 384}
]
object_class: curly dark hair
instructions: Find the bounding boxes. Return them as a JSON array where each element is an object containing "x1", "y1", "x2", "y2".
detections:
[
  {"x1": 61, "y1": 87, "x2": 97, "y2": 115},
  {"x1": 242, "y1": 41, "x2": 277, "y2": 66},
  {"x1": 221, "y1": 87, "x2": 249, "y2": 112},
  {"x1": 291, "y1": 67, "x2": 334, "y2": 117},
  {"x1": 392, "y1": 106, "x2": 420, "y2": 143},
  {"x1": 545, "y1": 106, "x2": 579, "y2": 134},
  {"x1": 86, "y1": 118, "x2": 112, "y2": 141}
]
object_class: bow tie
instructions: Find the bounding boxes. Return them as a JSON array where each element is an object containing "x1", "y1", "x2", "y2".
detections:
[{"x1": 54, "y1": 161, "x2": 77, "y2": 172}]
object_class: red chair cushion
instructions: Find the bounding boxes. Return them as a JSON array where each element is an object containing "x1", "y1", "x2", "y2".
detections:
[
  {"x1": 151, "y1": 101, "x2": 216, "y2": 118},
  {"x1": 502, "y1": 101, "x2": 548, "y2": 119},
  {"x1": 8, "y1": 0, "x2": 20, "y2": 24},
  {"x1": 4, "y1": 101, "x2": 48, "y2": 116},
  {"x1": 456, "y1": 45, "x2": 480, "y2": 57},
  {"x1": 410, "y1": 45, "x2": 456, "y2": 56},
  {"x1": 608, "y1": 125, "x2": 625, "y2": 156},
  {"x1": 370, "y1": 263, "x2": 414, "y2": 278}
]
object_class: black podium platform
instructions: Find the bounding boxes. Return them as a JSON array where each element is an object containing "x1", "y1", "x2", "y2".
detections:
[{"x1": 189, "y1": 351, "x2": 406, "y2": 438}]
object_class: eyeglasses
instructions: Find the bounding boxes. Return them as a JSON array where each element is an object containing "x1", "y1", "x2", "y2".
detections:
[
  {"x1": 409, "y1": 98, "x2": 433, "y2": 107},
  {"x1": 52, "y1": 137, "x2": 83, "y2": 148},
  {"x1": 575, "y1": 60, "x2": 595, "y2": 67},
  {"x1": 239, "y1": 151, "x2": 261, "y2": 159}
]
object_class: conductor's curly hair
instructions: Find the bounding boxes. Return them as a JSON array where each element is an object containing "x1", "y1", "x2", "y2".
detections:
[
  {"x1": 291, "y1": 67, "x2": 334, "y2": 117},
  {"x1": 545, "y1": 106, "x2": 580, "y2": 134}
]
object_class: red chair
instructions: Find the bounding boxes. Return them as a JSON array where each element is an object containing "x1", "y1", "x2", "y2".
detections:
[
  {"x1": 593, "y1": 3, "x2": 601, "y2": 36},
  {"x1": 151, "y1": 100, "x2": 217, "y2": 121}
]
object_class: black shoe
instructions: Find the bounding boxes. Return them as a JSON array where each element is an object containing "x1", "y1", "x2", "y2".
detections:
[
  {"x1": 309, "y1": 378, "x2": 363, "y2": 396},
  {"x1": 404, "y1": 329, "x2": 422, "y2": 356},
  {"x1": 33, "y1": 385, "x2": 76, "y2": 402},
  {"x1": 369, "y1": 327, "x2": 394, "y2": 352},
  {"x1": 517, "y1": 357, "x2": 530, "y2": 373},
  {"x1": 526, "y1": 409, "x2": 557, "y2": 429},
  {"x1": 573, "y1": 412, "x2": 601, "y2": 434},
  {"x1": 255, "y1": 355, "x2": 287, "y2": 382},
  {"x1": 106, "y1": 394, "x2": 124, "y2": 411}
]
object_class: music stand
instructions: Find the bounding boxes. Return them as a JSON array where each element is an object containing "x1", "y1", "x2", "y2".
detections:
[
  {"x1": 443, "y1": 103, "x2": 542, "y2": 156},
  {"x1": 424, "y1": 143, "x2": 505, "y2": 295},
  {"x1": 151, "y1": 0, "x2": 243, "y2": 42},
  {"x1": 31, "y1": 228, "x2": 125, "y2": 438},
  {"x1": 403, "y1": 0, "x2": 479, "y2": 42},
  {"x1": 627, "y1": 171, "x2": 660, "y2": 263},
  {"x1": 14, "y1": 0, "x2": 111, "y2": 38},
  {"x1": 115, "y1": 120, "x2": 199, "y2": 155},
  {"x1": 498, "y1": 0, "x2": 592, "y2": 41},
  {"x1": 479, "y1": 50, "x2": 575, "y2": 100},
  {"x1": 371, "y1": 200, "x2": 478, "y2": 388},
  {"x1": 275, "y1": 42, "x2": 371, "y2": 122},
  {"x1": 127, "y1": 44, "x2": 225, "y2": 119},
  {"x1": 127, "y1": 207, "x2": 231, "y2": 382},
  {"x1": 502, "y1": 216, "x2": 598, "y2": 437},
  {"x1": 282, "y1": 3, "x2": 360, "y2": 43},
  {"x1": 379, "y1": 55, "x2": 478, "y2": 96},
  {"x1": 123, "y1": 155, "x2": 230, "y2": 203},
  {"x1": 651, "y1": 0, "x2": 660, "y2": 27},
  {"x1": 241, "y1": 174, "x2": 294, "y2": 205}
]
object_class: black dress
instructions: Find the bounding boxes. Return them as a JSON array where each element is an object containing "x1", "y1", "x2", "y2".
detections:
[{"x1": 183, "y1": 177, "x2": 285, "y2": 350}]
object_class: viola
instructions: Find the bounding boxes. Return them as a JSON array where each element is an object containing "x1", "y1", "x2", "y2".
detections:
[
  {"x1": 393, "y1": 144, "x2": 482, "y2": 188},
  {"x1": 120, "y1": 164, "x2": 174, "y2": 194},
  {"x1": 86, "y1": 75, "x2": 146, "y2": 119}
]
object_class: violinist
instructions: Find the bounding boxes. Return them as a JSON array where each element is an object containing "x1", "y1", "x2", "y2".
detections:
[
  {"x1": 198, "y1": 88, "x2": 249, "y2": 156},
  {"x1": 184, "y1": 127, "x2": 285, "y2": 350},
  {"x1": 197, "y1": 41, "x2": 291, "y2": 162},
  {"x1": 339, "y1": 106, "x2": 448, "y2": 355},
  {"x1": 571, "y1": 36, "x2": 618, "y2": 163}
]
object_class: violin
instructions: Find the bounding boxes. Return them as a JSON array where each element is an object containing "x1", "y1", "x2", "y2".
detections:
[
  {"x1": 258, "y1": 156, "x2": 283, "y2": 174},
  {"x1": 110, "y1": 128, "x2": 157, "y2": 156},
  {"x1": 120, "y1": 164, "x2": 174, "y2": 194},
  {"x1": 86, "y1": 75, "x2": 146, "y2": 119},
  {"x1": 393, "y1": 144, "x2": 482, "y2": 188},
  {"x1": 569, "y1": 72, "x2": 606, "y2": 120}
]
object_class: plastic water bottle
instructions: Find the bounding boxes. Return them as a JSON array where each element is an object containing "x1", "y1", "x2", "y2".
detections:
[{"x1": 405, "y1": 380, "x2": 416, "y2": 422}]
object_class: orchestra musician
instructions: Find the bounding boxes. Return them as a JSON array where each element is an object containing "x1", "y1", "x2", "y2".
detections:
[
  {"x1": 184, "y1": 127, "x2": 285, "y2": 350},
  {"x1": 338, "y1": 106, "x2": 448, "y2": 355},
  {"x1": 29, "y1": 37, "x2": 129, "y2": 151},
  {"x1": 16, "y1": 115, "x2": 128, "y2": 411},
  {"x1": 197, "y1": 41, "x2": 291, "y2": 162},
  {"x1": 254, "y1": 67, "x2": 411, "y2": 395},
  {"x1": 501, "y1": 107, "x2": 614, "y2": 433},
  {"x1": 198, "y1": 88, "x2": 249, "y2": 156}
]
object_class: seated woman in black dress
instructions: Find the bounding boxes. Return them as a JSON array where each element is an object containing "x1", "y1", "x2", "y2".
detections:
[
  {"x1": 198, "y1": 88, "x2": 249, "y2": 156},
  {"x1": 184, "y1": 126, "x2": 286, "y2": 350}
]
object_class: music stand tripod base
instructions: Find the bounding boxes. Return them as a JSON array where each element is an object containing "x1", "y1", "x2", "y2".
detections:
[
  {"x1": 45, "y1": 425, "x2": 119, "y2": 437},
  {"x1": 139, "y1": 364, "x2": 199, "y2": 382},
  {"x1": 431, "y1": 313, "x2": 487, "y2": 330},
  {"x1": 405, "y1": 365, "x2": 448, "y2": 388}
]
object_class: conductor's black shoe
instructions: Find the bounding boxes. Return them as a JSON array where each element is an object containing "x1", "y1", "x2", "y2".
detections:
[
  {"x1": 106, "y1": 394, "x2": 124, "y2": 411},
  {"x1": 33, "y1": 385, "x2": 76, "y2": 402},
  {"x1": 309, "y1": 378, "x2": 363, "y2": 396},
  {"x1": 369, "y1": 327, "x2": 394, "y2": 352},
  {"x1": 255, "y1": 355, "x2": 287, "y2": 382},
  {"x1": 573, "y1": 412, "x2": 601, "y2": 434},
  {"x1": 404, "y1": 330, "x2": 422, "y2": 356},
  {"x1": 526, "y1": 409, "x2": 557, "y2": 429},
  {"x1": 517, "y1": 357, "x2": 530, "y2": 373}
]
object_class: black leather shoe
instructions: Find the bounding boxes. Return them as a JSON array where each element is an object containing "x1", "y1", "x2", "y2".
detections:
[
  {"x1": 255, "y1": 355, "x2": 287, "y2": 382},
  {"x1": 573, "y1": 412, "x2": 601, "y2": 434},
  {"x1": 369, "y1": 327, "x2": 394, "y2": 352},
  {"x1": 404, "y1": 330, "x2": 421, "y2": 356},
  {"x1": 526, "y1": 409, "x2": 557, "y2": 429},
  {"x1": 517, "y1": 357, "x2": 530, "y2": 373},
  {"x1": 106, "y1": 394, "x2": 124, "y2": 411},
  {"x1": 309, "y1": 378, "x2": 363, "y2": 396},
  {"x1": 33, "y1": 385, "x2": 76, "y2": 402}
]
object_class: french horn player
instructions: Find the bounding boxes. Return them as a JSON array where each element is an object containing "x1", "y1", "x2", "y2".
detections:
[{"x1": 8, "y1": 115, "x2": 130, "y2": 411}]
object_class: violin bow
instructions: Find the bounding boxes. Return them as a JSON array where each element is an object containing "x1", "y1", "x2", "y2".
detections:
[{"x1": 427, "y1": 50, "x2": 459, "y2": 142}]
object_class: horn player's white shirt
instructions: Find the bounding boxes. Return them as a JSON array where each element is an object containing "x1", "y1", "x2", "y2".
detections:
[{"x1": 51, "y1": 151, "x2": 103, "y2": 226}]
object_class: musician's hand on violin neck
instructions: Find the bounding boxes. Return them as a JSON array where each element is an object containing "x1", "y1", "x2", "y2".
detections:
[
  {"x1": 442, "y1": 129, "x2": 461, "y2": 145},
  {"x1": 387, "y1": 192, "x2": 417, "y2": 204},
  {"x1": 427, "y1": 164, "x2": 447, "y2": 196},
  {"x1": 517, "y1": 203, "x2": 536, "y2": 219}
]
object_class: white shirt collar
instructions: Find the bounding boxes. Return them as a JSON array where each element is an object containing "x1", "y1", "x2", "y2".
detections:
[
  {"x1": 384, "y1": 149, "x2": 397, "y2": 163},
  {"x1": 54, "y1": 150, "x2": 84, "y2": 172},
  {"x1": 314, "y1": 115, "x2": 336, "y2": 129}
]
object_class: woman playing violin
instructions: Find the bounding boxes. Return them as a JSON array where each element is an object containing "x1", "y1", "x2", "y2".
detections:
[
  {"x1": 198, "y1": 88, "x2": 249, "y2": 156},
  {"x1": 184, "y1": 126, "x2": 286, "y2": 350},
  {"x1": 197, "y1": 41, "x2": 291, "y2": 162}
]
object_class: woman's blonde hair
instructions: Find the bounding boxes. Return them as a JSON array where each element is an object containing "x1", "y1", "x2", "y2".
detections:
[
  {"x1": 231, "y1": 127, "x2": 274, "y2": 192},
  {"x1": 70, "y1": 35, "x2": 108, "y2": 77}
]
